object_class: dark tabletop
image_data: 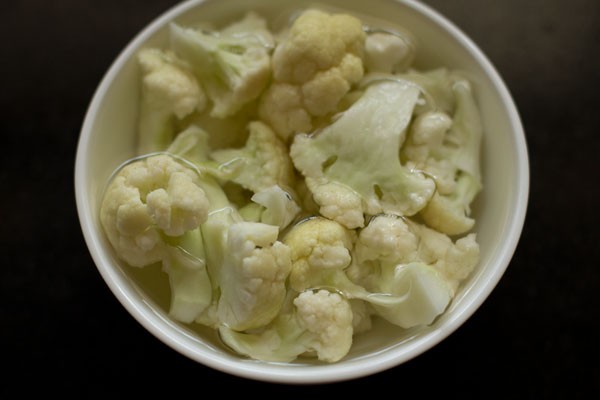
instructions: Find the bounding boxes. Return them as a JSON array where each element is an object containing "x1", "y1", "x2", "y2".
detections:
[{"x1": 2, "y1": 0, "x2": 598, "y2": 396}]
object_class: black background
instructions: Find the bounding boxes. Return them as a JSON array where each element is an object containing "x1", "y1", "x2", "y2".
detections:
[{"x1": 2, "y1": 0, "x2": 598, "y2": 396}]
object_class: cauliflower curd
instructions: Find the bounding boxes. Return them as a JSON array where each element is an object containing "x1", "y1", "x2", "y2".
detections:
[
  {"x1": 99, "y1": 8, "x2": 484, "y2": 364},
  {"x1": 259, "y1": 9, "x2": 366, "y2": 140}
]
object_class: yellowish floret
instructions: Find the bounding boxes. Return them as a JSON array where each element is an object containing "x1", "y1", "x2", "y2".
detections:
[
  {"x1": 293, "y1": 289, "x2": 354, "y2": 362},
  {"x1": 259, "y1": 9, "x2": 366, "y2": 140}
]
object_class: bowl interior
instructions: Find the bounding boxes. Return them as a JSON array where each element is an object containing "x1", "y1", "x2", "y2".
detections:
[{"x1": 75, "y1": 0, "x2": 528, "y2": 383}]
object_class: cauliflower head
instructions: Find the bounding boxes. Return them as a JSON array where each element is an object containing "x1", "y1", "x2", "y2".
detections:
[
  {"x1": 414, "y1": 222, "x2": 480, "y2": 294},
  {"x1": 348, "y1": 215, "x2": 470, "y2": 328},
  {"x1": 100, "y1": 154, "x2": 209, "y2": 267},
  {"x1": 283, "y1": 216, "x2": 415, "y2": 309},
  {"x1": 259, "y1": 9, "x2": 366, "y2": 140}
]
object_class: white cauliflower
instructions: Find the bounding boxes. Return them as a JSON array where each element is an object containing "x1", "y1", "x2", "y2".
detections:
[
  {"x1": 283, "y1": 216, "x2": 355, "y2": 293},
  {"x1": 290, "y1": 80, "x2": 435, "y2": 229},
  {"x1": 100, "y1": 154, "x2": 212, "y2": 322},
  {"x1": 219, "y1": 289, "x2": 354, "y2": 363},
  {"x1": 100, "y1": 154, "x2": 209, "y2": 266},
  {"x1": 293, "y1": 289, "x2": 354, "y2": 362},
  {"x1": 170, "y1": 12, "x2": 273, "y2": 118},
  {"x1": 259, "y1": 9, "x2": 366, "y2": 140},
  {"x1": 137, "y1": 48, "x2": 206, "y2": 154},
  {"x1": 163, "y1": 126, "x2": 296, "y2": 331},
  {"x1": 355, "y1": 215, "x2": 418, "y2": 265}
]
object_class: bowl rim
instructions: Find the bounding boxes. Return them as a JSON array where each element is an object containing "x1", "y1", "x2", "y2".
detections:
[{"x1": 74, "y1": 0, "x2": 529, "y2": 384}]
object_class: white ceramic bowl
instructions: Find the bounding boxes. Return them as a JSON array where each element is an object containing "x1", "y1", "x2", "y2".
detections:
[{"x1": 75, "y1": 0, "x2": 528, "y2": 384}]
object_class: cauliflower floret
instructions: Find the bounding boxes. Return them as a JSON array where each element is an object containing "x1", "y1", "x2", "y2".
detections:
[
  {"x1": 170, "y1": 12, "x2": 273, "y2": 118},
  {"x1": 168, "y1": 126, "x2": 295, "y2": 330},
  {"x1": 259, "y1": 9, "x2": 366, "y2": 140},
  {"x1": 347, "y1": 214, "x2": 417, "y2": 291},
  {"x1": 283, "y1": 217, "x2": 414, "y2": 310},
  {"x1": 138, "y1": 49, "x2": 205, "y2": 120},
  {"x1": 210, "y1": 121, "x2": 296, "y2": 193},
  {"x1": 100, "y1": 155, "x2": 209, "y2": 267},
  {"x1": 217, "y1": 222, "x2": 292, "y2": 331},
  {"x1": 259, "y1": 83, "x2": 312, "y2": 136},
  {"x1": 291, "y1": 80, "x2": 435, "y2": 229},
  {"x1": 293, "y1": 289, "x2": 354, "y2": 362},
  {"x1": 355, "y1": 215, "x2": 418, "y2": 264},
  {"x1": 145, "y1": 172, "x2": 208, "y2": 236},
  {"x1": 348, "y1": 215, "x2": 474, "y2": 328},
  {"x1": 101, "y1": 177, "x2": 163, "y2": 267},
  {"x1": 137, "y1": 48, "x2": 206, "y2": 154},
  {"x1": 219, "y1": 289, "x2": 354, "y2": 363}
]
